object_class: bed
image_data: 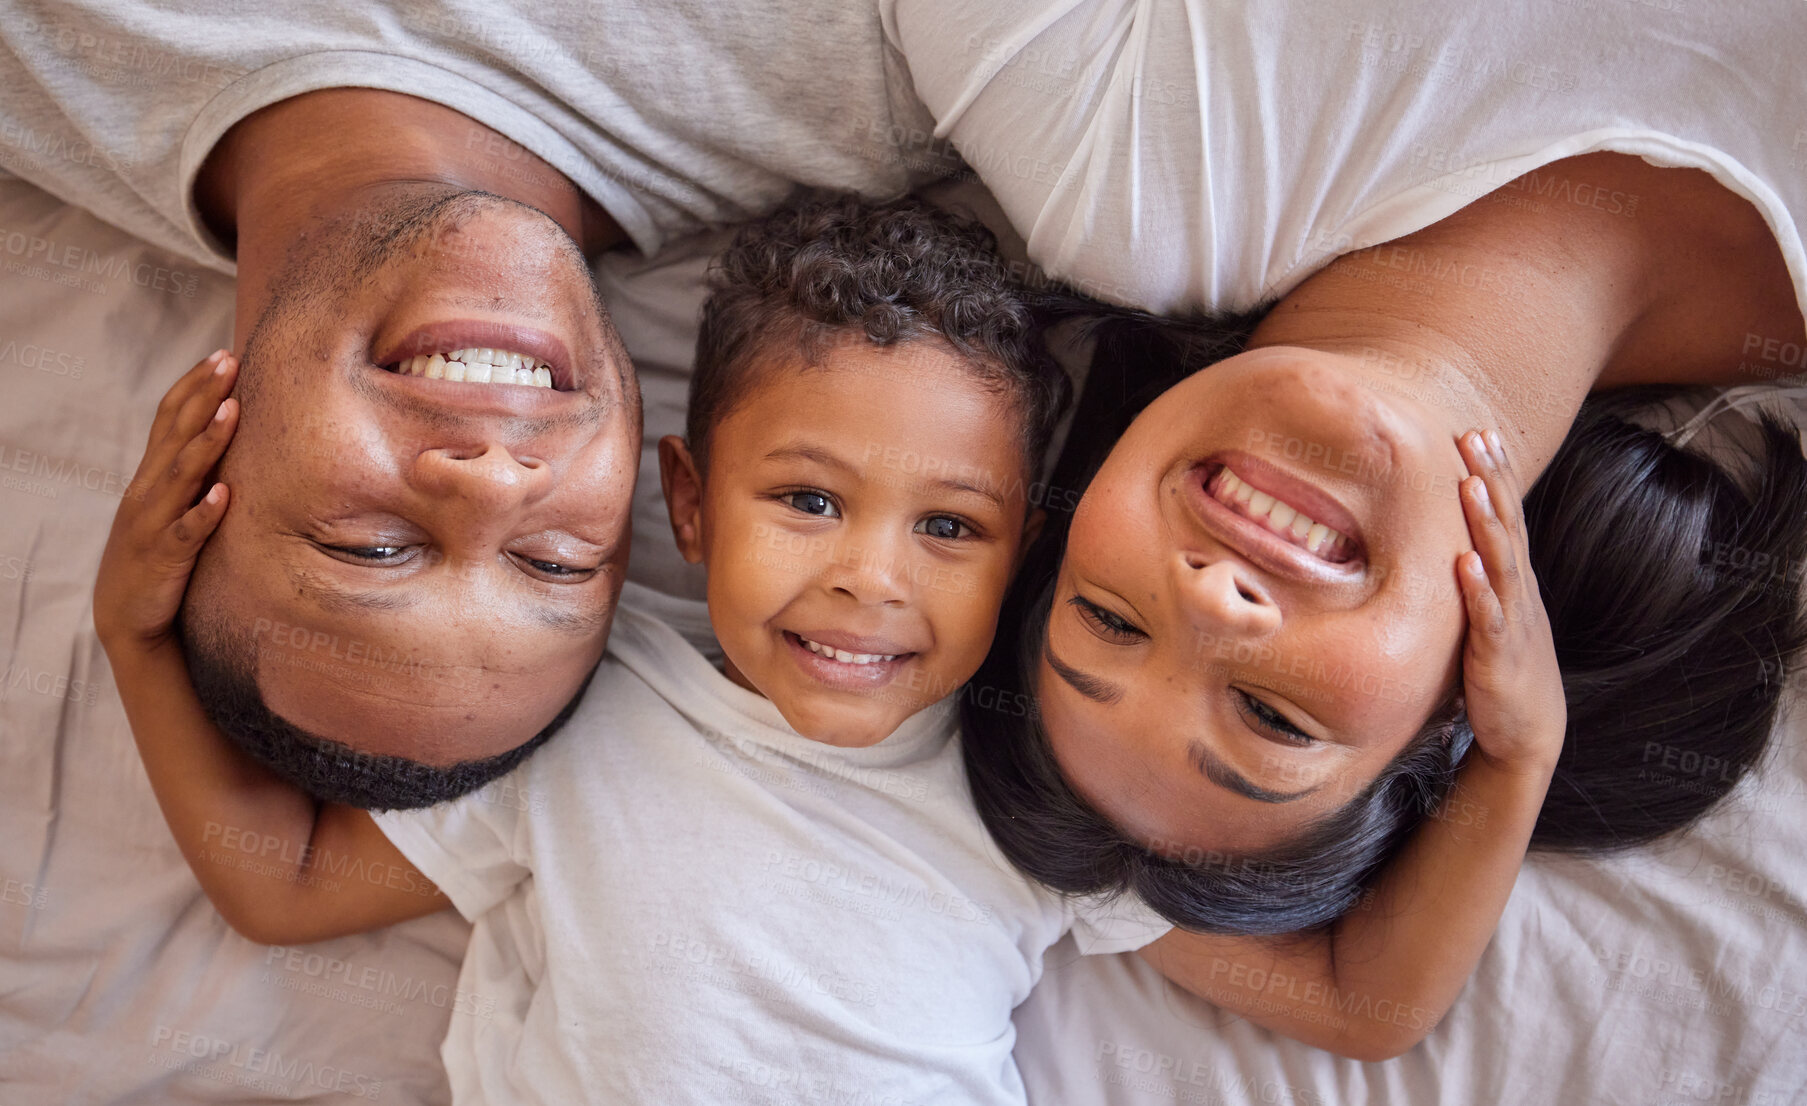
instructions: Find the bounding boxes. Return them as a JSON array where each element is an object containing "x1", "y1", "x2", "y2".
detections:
[{"x1": 1, "y1": 172, "x2": 1801, "y2": 1105}]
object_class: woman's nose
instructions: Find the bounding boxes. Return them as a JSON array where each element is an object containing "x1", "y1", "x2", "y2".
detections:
[
  {"x1": 1173, "y1": 555, "x2": 1282, "y2": 639},
  {"x1": 410, "y1": 444, "x2": 552, "y2": 516}
]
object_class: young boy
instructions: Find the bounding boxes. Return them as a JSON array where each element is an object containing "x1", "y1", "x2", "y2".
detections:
[{"x1": 96, "y1": 194, "x2": 1565, "y2": 1103}]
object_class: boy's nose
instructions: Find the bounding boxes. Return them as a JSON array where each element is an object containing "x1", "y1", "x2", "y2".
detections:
[{"x1": 821, "y1": 534, "x2": 911, "y2": 607}]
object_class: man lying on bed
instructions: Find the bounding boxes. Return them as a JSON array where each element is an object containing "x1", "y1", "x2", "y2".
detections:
[
  {"x1": 4, "y1": 0, "x2": 943, "y2": 807},
  {"x1": 158, "y1": 91, "x2": 642, "y2": 808}
]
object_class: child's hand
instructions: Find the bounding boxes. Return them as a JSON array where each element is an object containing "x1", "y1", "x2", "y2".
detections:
[
  {"x1": 1454, "y1": 429, "x2": 1566, "y2": 775},
  {"x1": 94, "y1": 351, "x2": 239, "y2": 654}
]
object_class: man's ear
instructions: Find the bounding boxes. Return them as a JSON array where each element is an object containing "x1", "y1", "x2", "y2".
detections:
[
  {"x1": 657, "y1": 435, "x2": 706, "y2": 564},
  {"x1": 1014, "y1": 507, "x2": 1047, "y2": 571}
]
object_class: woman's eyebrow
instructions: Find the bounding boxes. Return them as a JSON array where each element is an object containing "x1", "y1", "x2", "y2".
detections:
[
  {"x1": 1043, "y1": 641, "x2": 1124, "y2": 704},
  {"x1": 1187, "y1": 742, "x2": 1319, "y2": 804}
]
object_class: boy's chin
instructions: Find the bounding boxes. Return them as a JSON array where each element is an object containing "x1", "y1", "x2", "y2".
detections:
[{"x1": 771, "y1": 698, "x2": 912, "y2": 749}]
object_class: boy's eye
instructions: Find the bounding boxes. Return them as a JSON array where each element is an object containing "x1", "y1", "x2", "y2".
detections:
[
  {"x1": 915, "y1": 516, "x2": 971, "y2": 541},
  {"x1": 782, "y1": 491, "x2": 838, "y2": 517}
]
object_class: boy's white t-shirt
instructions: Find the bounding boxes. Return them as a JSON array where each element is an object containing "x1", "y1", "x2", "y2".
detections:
[{"x1": 374, "y1": 584, "x2": 1170, "y2": 1106}]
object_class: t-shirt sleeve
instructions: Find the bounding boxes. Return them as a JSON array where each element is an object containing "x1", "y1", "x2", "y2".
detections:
[
  {"x1": 1067, "y1": 891, "x2": 1174, "y2": 955},
  {"x1": 372, "y1": 779, "x2": 531, "y2": 923},
  {"x1": 0, "y1": 11, "x2": 650, "y2": 267}
]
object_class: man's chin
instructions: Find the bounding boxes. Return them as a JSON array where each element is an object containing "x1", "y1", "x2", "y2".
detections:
[
  {"x1": 184, "y1": 626, "x2": 597, "y2": 809},
  {"x1": 236, "y1": 725, "x2": 559, "y2": 811}
]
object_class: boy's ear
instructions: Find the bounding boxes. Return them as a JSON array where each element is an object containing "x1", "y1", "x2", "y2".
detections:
[
  {"x1": 657, "y1": 435, "x2": 706, "y2": 565},
  {"x1": 1014, "y1": 507, "x2": 1047, "y2": 570}
]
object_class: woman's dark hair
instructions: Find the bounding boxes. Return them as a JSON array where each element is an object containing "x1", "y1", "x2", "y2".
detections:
[
  {"x1": 688, "y1": 191, "x2": 1072, "y2": 474},
  {"x1": 961, "y1": 311, "x2": 1807, "y2": 934},
  {"x1": 1525, "y1": 390, "x2": 1807, "y2": 848}
]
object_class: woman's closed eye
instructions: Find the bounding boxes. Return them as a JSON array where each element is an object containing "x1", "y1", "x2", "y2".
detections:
[
  {"x1": 1071, "y1": 595, "x2": 1144, "y2": 642},
  {"x1": 1235, "y1": 689, "x2": 1316, "y2": 745}
]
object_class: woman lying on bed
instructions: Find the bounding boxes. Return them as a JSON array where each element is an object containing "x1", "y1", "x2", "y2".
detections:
[{"x1": 962, "y1": 152, "x2": 1807, "y2": 1002}]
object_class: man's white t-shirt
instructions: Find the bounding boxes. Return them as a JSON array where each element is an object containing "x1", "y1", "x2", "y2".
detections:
[
  {"x1": 884, "y1": 0, "x2": 1807, "y2": 320},
  {"x1": 374, "y1": 585, "x2": 1170, "y2": 1106}
]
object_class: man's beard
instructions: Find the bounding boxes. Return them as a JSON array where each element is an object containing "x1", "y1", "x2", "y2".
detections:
[{"x1": 182, "y1": 617, "x2": 595, "y2": 810}]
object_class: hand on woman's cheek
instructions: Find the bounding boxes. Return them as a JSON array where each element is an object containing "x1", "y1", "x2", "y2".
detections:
[{"x1": 1039, "y1": 348, "x2": 1476, "y2": 855}]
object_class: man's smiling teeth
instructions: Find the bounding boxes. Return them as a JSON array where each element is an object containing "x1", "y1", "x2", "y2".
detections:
[
  {"x1": 1210, "y1": 468, "x2": 1355, "y2": 561},
  {"x1": 392, "y1": 347, "x2": 554, "y2": 388},
  {"x1": 798, "y1": 636, "x2": 899, "y2": 665}
]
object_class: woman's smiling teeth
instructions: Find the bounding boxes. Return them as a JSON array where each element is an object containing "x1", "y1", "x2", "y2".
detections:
[
  {"x1": 797, "y1": 636, "x2": 901, "y2": 665},
  {"x1": 391, "y1": 347, "x2": 554, "y2": 388},
  {"x1": 1209, "y1": 467, "x2": 1355, "y2": 561}
]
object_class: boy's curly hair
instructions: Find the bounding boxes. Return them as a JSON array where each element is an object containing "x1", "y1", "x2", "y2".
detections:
[{"x1": 688, "y1": 192, "x2": 1071, "y2": 472}]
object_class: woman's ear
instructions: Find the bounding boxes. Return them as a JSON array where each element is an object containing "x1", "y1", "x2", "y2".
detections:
[
  {"x1": 657, "y1": 435, "x2": 706, "y2": 564},
  {"x1": 1015, "y1": 508, "x2": 1047, "y2": 570}
]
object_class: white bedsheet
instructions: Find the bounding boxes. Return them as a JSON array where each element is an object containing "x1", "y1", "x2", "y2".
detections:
[{"x1": 1, "y1": 174, "x2": 1802, "y2": 1105}]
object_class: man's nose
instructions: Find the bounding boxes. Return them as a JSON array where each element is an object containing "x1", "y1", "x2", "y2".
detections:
[
  {"x1": 1173, "y1": 555, "x2": 1282, "y2": 639},
  {"x1": 411, "y1": 444, "x2": 552, "y2": 515}
]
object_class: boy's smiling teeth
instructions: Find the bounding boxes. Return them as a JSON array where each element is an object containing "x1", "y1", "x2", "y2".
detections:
[
  {"x1": 389, "y1": 347, "x2": 554, "y2": 388},
  {"x1": 797, "y1": 635, "x2": 900, "y2": 665},
  {"x1": 1208, "y1": 466, "x2": 1355, "y2": 562}
]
